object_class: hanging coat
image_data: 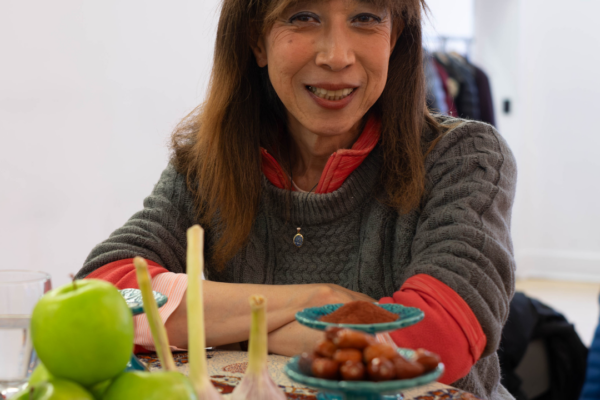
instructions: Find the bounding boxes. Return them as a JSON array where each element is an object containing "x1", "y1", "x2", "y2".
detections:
[
  {"x1": 434, "y1": 52, "x2": 481, "y2": 121},
  {"x1": 473, "y1": 65, "x2": 496, "y2": 126}
]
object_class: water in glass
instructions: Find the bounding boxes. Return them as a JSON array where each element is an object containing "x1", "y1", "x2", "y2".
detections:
[{"x1": 0, "y1": 270, "x2": 51, "y2": 399}]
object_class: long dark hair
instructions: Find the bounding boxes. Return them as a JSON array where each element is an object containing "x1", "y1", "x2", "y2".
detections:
[{"x1": 171, "y1": 0, "x2": 446, "y2": 269}]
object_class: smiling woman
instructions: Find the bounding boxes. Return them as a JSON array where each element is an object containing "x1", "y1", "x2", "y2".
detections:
[
  {"x1": 75, "y1": 0, "x2": 517, "y2": 399},
  {"x1": 173, "y1": 0, "x2": 439, "y2": 269}
]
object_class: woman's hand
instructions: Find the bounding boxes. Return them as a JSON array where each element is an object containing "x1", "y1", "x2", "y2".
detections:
[
  {"x1": 310, "y1": 284, "x2": 377, "y2": 306},
  {"x1": 266, "y1": 285, "x2": 376, "y2": 356}
]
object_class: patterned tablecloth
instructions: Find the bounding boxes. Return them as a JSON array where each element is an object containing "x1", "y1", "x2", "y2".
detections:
[{"x1": 138, "y1": 350, "x2": 481, "y2": 400}]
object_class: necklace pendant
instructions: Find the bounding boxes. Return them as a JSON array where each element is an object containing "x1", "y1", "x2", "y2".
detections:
[{"x1": 293, "y1": 227, "x2": 304, "y2": 248}]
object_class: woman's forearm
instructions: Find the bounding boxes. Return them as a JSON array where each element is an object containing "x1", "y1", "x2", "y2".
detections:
[
  {"x1": 203, "y1": 281, "x2": 326, "y2": 346},
  {"x1": 165, "y1": 279, "x2": 375, "y2": 349},
  {"x1": 166, "y1": 281, "x2": 332, "y2": 348}
]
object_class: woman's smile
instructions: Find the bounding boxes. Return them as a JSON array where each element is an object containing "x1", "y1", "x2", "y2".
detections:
[
  {"x1": 306, "y1": 85, "x2": 356, "y2": 101},
  {"x1": 305, "y1": 84, "x2": 358, "y2": 110}
]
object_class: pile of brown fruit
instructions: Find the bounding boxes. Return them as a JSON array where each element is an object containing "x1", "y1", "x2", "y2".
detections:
[{"x1": 298, "y1": 327, "x2": 440, "y2": 382}]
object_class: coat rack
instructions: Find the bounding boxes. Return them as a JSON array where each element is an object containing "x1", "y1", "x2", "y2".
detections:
[{"x1": 423, "y1": 36, "x2": 474, "y2": 59}]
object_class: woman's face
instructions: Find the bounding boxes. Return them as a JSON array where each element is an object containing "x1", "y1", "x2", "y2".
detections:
[{"x1": 253, "y1": 0, "x2": 400, "y2": 137}]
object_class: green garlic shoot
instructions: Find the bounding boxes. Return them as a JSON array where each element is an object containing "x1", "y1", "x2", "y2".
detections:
[
  {"x1": 133, "y1": 256, "x2": 176, "y2": 372},
  {"x1": 187, "y1": 225, "x2": 223, "y2": 399}
]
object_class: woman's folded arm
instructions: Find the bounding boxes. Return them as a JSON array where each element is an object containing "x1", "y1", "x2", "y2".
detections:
[{"x1": 390, "y1": 121, "x2": 517, "y2": 384}]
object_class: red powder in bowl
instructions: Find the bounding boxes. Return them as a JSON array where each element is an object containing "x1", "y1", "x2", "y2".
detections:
[{"x1": 319, "y1": 301, "x2": 399, "y2": 324}]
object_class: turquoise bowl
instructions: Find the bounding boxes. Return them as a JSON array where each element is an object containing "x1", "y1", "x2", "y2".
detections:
[
  {"x1": 285, "y1": 349, "x2": 444, "y2": 400},
  {"x1": 295, "y1": 303, "x2": 424, "y2": 334},
  {"x1": 120, "y1": 289, "x2": 168, "y2": 316},
  {"x1": 120, "y1": 289, "x2": 167, "y2": 373},
  {"x1": 125, "y1": 355, "x2": 148, "y2": 372}
]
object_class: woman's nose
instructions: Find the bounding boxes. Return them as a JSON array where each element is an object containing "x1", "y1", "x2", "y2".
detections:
[{"x1": 315, "y1": 23, "x2": 356, "y2": 71}]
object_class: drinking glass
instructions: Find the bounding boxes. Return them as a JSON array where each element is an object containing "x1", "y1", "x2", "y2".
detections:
[{"x1": 0, "y1": 270, "x2": 51, "y2": 399}]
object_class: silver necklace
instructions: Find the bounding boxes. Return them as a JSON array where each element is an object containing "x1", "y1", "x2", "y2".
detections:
[{"x1": 290, "y1": 174, "x2": 318, "y2": 248}]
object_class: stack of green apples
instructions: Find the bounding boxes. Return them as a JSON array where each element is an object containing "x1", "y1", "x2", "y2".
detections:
[
  {"x1": 13, "y1": 272, "x2": 202, "y2": 400},
  {"x1": 15, "y1": 224, "x2": 282, "y2": 400},
  {"x1": 14, "y1": 278, "x2": 135, "y2": 399}
]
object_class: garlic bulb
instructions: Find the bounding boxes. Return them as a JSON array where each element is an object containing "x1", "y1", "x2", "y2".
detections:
[{"x1": 231, "y1": 295, "x2": 286, "y2": 400}]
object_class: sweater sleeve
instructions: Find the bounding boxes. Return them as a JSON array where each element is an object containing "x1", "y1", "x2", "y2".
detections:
[
  {"x1": 75, "y1": 164, "x2": 195, "y2": 279},
  {"x1": 397, "y1": 120, "x2": 517, "y2": 360}
]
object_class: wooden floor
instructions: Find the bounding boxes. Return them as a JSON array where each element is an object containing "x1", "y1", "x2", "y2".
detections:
[{"x1": 515, "y1": 278, "x2": 600, "y2": 346}]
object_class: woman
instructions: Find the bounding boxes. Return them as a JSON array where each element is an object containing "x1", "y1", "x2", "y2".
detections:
[{"x1": 76, "y1": 0, "x2": 516, "y2": 398}]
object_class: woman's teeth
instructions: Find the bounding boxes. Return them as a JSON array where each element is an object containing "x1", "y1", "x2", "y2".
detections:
[{"x1": 307, "y1": 86, "x2": 354, "y2": 101}]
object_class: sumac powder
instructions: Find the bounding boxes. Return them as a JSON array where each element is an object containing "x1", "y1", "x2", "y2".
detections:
[{"x1": 319, "y1": 301, "x2": 398, "y2": 324}]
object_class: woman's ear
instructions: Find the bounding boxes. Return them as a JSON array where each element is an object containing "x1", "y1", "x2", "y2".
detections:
[
  {"x1": 390, "y1": 19, "x2": 405, "y2": 51},
  {"x1": 251, "y1": 37, "x2": 268, "y2": 67}
]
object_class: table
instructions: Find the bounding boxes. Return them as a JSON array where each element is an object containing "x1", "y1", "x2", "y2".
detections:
[{"x1": 137, "y1": 351, "x2": 481, "y2": 400}]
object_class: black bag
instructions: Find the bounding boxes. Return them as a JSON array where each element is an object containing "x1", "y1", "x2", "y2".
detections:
[{"x1": 498, "y1": 292, "x2": 588, "y2": 400}]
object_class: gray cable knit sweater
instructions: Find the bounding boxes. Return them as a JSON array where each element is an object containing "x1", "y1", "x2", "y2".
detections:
[{"x1": 77, "y1": 119, "x2": 517, "y2": 400}]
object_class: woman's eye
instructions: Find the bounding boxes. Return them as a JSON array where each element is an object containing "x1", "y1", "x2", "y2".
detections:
[
  {"x1": 352, "y1": 13, "x2": 381, "y2": 25},
  {"x1": 289, "y1": 13, "x2": 319, "y2": 24}
]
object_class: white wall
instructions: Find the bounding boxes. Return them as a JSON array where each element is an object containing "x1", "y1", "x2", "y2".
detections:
[
  {"x1": 474, "y1": 0, "x2": 600, "y2": 281},
  {"x1": 0, "y1": 1, "x2": 477, "y2": 288},
  {"x1": 0, "y1": 1, "x2": 219, "y2": 287},
  {"x1": 423, "y1": 0, "x2": 473, "y2": 38},
  {"x1": 423, "y1": 0, "x2": 474, "y2": 55},
  {"x1": 10, "y1": 0, "x2": 570, "y2": 289}
]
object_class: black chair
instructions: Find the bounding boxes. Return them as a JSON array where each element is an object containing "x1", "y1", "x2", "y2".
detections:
[{"x1": 498, "y1": 292, "x2": 588, "y2": 400}]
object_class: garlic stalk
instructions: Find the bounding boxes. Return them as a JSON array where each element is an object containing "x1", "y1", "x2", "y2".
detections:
[
  {"x1": 231, "y1": 295, "x2": 286, "y2": 400},
  {"x1": 133, "y1": 256, "x2": 176, "y2": 372},
  {"x1": 187, "y1": 225, "x2": 223, "y2": 399}
]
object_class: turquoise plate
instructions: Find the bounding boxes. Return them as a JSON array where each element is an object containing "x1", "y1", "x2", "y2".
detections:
[
  {"x1": 295, "y1": 303, "x2": 424, "y2": 334},
  {"x1": 120, "y1": 289, "x2": 168, "y2": 316},
  {"x1": 285, "y1": 349, "x2": 444, "y2": 400}
]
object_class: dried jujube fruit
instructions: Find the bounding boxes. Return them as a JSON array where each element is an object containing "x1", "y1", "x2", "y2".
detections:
[
  {"x1": 392, "y1": 355, "x2": 425, "y2": 379},
  {"x1": 333, "y1": 348, "x2": 362, "y2": 364},
  {"x1": 312, "y1": 358, "x2": 340, "y2": 380},
  {"x1": 325, "y1": 327, "x2": 343, "y2": 341},
  {"x1": 340, "y1": 361, "x2": 365, "y2": 381},
  {"x1": 298, "y1": 352, "x2": 316, "y2": 376},
  {"x1": 332, "y1": 329, "x2": 376, "y2": 349},
  {"x1": 303, "y1": 328, "x2": 439, "y2": 382},
  {"x1": 314, "y1": 340, "x2": 337, "y2": 358},
  {"x1": 367, "y1": 357, "x2": 396, "y2": 382},
  {"x1": 415, "y1": 348, "x2": 441, "y2": 372},
  {"x1": 363, "y1": 343, "x2": 398, "y2": 364}
]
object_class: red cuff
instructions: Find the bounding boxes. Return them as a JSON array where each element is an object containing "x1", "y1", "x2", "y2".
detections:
[
  {"x1": 84, "y1": 258, "x2": 171, "y2": 354},
  {"x1": 379, "y1": 274, "x2": 487, "y2": 384},
  {"x1": 85, "y1": 258, "x2": 169, "y2": 290}
]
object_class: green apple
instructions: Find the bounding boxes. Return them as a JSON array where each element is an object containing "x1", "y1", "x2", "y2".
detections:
[
  {"x1": 102, "y1": 371, "x2": 196, "y2": 400},
  {"x1": 12, "y1": 379, "x2": 94, "y2": 400},
  {"x1": 31, "y1": 279, "x2": 134, "y2": 386},
  {"x1": 88, "y1": 379, "x2": 111, "y2": 400},
  {"x1": 29, "y1": 362, "x2": 53, "y2": 386},
  {"x1": 24, "y1": 363, "x2": 109, "y2": 400}
]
